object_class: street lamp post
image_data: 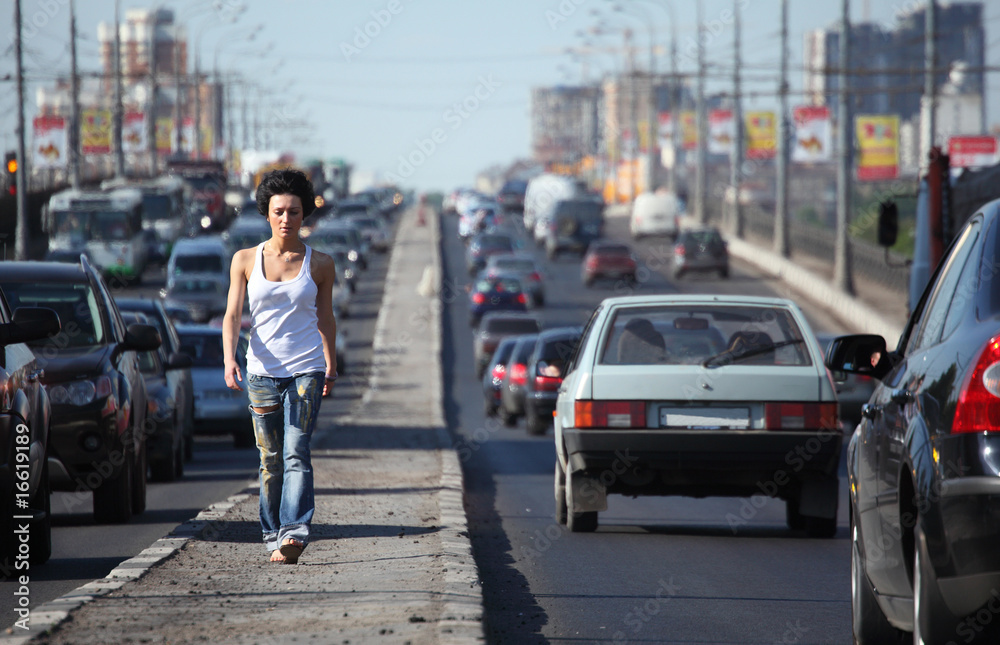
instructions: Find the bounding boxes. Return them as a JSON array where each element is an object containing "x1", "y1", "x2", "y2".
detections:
[{"x1": 612, "y1": 2, "x2": 659, "y2": 195}]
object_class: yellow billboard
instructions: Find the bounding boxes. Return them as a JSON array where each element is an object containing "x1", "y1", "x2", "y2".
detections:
[{"x1": 856, "y1": 115, "x2": 899, "y2": 180}]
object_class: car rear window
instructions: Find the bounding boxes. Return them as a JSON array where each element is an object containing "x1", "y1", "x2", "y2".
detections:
[
  {"x1": 485, "y1": 318, "x2": 540, "y2": 335},
  {"x1": 492, "y1": 258, "x2": 534, "y2": 272},
  {"x1": 600, "y1": 305, "x2": 811, "y2": 367},
  {"x1": 475, "y1": 277, "x2": 522, "y2": 293},
  {"x1": 594, "y1": 244, "x2": 630, "y2": 256},
  {"x1": 178, "y1": 333, "x2": 226, "y2": 367},
  {"x1": 175, "y1": 254, "x2": 223, "y2": 274},
  {"x1": 2, "y1": 281, "x2": 106, "y2": 347}
]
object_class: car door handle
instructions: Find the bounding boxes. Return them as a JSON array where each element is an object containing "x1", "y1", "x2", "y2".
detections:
[
  {"x1": 861, "y1": 403, "x2": 881, "y2": 420},
  {"x1": 891, "y1": 389, "x2": 913, "y2": 405}
]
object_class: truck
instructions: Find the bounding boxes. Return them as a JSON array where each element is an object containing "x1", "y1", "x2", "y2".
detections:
[{"x1": 166, "y1": 159, "x2": 229, "y2": 232}]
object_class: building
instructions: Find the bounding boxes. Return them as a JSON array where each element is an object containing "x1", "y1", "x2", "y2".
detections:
[{"x1": 530, "y1": 85, "x2": 601, "y2": 167}]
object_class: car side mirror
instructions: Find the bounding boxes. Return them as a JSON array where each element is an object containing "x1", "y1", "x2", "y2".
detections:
[
  {"x1": 165, "y1": 352, "x2": 193, "y2": 370},
  {"x1": 123, "y1": 323, "x2": 162, "y2": 352},
  {"x1": 877, "y1": 200, "x2": 898, "y2": 247},
  {"x1": 0, "y1": 307, "x2": 62, "y2": 345},
  {"x1": 825, "y1": 334, "x2": 891, "y2": 380}
]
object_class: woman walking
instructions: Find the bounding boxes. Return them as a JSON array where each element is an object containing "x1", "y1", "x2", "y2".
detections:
[{"x1": 222, "y1": 168, "x2": 338, "y2": 564}]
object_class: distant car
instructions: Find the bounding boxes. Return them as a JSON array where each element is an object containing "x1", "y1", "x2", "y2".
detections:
[
  {"x1": 0, "y1": 299, "x2": 61, "y2": 566},
  {"x1": 498, "y1": 334, "x2": 539, "y2": 427},
  {"x1": 329, "y1": 246, "x2": 360, "y2": 294},
  {"x1": 496, "y1": 178, "x2": 528, "y2": 213},
  {"x1": 333, "y1": 198, "x2": 374, "y2": 220},
  {"x1": 345, "y1": 214, "x2": 391, "y2": 253},
  {"x1": 121, "y1": 311, "x2": 191, "y2": 482},
  {"x1": 673, "y1": 227, "x2": 729, "y2": 279},
  {"x1": 482, "y1": 336, "x2": 519, "y2": 417},
  {"x1": 582, "y1": 241, "x2": 638, "y2": 287},
  {"x1": 467, "y1": 273, "x2": 529, "y2": 328},
  {"x1": 176, "y1": 325, "x2": 253, "y2": 449},
  {"x1": 522, "y1": 326, "x2": 582, "y2": 436},
  {"x1": 458, "y1": 202, "x2": 502, "y2": 241},
  {"x1": 630, "y1": 191, "x2": 681, "y2": 239},
  {"x1": 160, "y1": 273, "x2": 229, "y2": 323},
  {"x1": 473, "y1": 312, "x2": 542, "y2": 379},
  {"x1": 306, "y1": 223, "x2": 368, "y2": 271},
  {"x1": 167, "y1": 236, "x2": 229, "y2": 280},
  {"x1": 0, "y1": 259, "x2": 161, "y2": 524},
  {"x1": 222, "y1": 216, "x2": 272, "y2": 255},
  {"x1": 465, "y1": 232, "x2": 518, "y2": 276},
  {"x1": 543, "y1": 198, "x2": 605, "y2": 259},
  {"x1": 483, "y1": 253, "x2": 546, "y2": 306},
  {"x1": 116, "y1": 297, "x2": 196, "y2": 462},
  {"x1": 554, "y1": 294, "x2": 839, "y2": 534}
]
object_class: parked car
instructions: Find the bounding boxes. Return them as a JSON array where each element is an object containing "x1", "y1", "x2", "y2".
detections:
[
  {"x1": 673, "y1": 227, "x2": 729, "y2": 279},
  {"x1": 121, "y1": 311, "x2": 191, "y2": 482},
  {"x1": 465, "y1": 232, "x2": 519, "y2": 276},
  {"x1": 116, "y1": 297, "x2": 196, "y2": 462},
  {"x1": 160, "y1": 273, "x2": 229, "y2": 323},
  {"x1": 481, "y1": 336, "x2": 519, "y2": 417},
  {"x1": 582, "y1": 241, "x2": 639, "y2": 287},
  {"x1": 473, "y1": 312, "x2": 542, "y2": 379},
  {"x1": 544, "y1": 198, "x2": 605, "y2": 259},
  {"x1": 498, "y1": 334, "x2": 540, "y2": 427},
  {"x1": 554, "y1": 294, "x2": 839, "y2": 534},
  {"x1": 0, "y1": 258, "x2": 160, "y2": 524},
  {"x1": 176, "y1": 325, "x2": 253, "y2": 448},
  {"x1": 467, "y1": 273, "x2": 529, "y2": 328},
  {"x1": 483, "y1": 253, "x2": 546, "y2": 306},
  {"x1": 630, "y1": 191, "x2": 682, "y2": 240},
  {"x1": 523, "y1": 326, "x2": 582, "y2": 436},
  {"x1": 826, "y1": 199, "x2": 1000, "y2": 643},
  {"x1": 0, "y1": 301, "x2": 61, "y2": 565}
]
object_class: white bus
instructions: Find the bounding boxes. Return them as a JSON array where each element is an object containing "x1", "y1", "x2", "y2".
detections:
[
  {"x1": 43, "y1": 187, "x2": 149, "y2": 285},
  {"x1": 103, "y1": 175, "x2": 190, "y2": 263}
]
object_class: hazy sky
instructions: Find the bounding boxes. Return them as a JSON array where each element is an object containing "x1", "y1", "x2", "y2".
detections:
[{"x1": 2, "y1": 0, "x2": 999, "y2": 191}]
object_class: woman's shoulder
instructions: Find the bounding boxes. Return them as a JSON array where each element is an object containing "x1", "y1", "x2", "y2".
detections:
[
  {"x1": 231, "y1": 246, "x2": 258, "y2": 270},
  {"x1": 308, "y1": 246, "x2": 337, "y2": 276}
]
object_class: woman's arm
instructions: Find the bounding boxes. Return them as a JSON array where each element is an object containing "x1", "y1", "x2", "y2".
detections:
[{"x1": 223, "y1": 248, "x2": 251, "y2": 391}]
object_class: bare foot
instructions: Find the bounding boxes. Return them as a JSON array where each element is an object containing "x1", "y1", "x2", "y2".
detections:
[{"x1": 269, "y1": 549, "x2": 286, "y2": 563}]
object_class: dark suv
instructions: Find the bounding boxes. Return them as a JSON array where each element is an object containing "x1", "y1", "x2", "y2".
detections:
[
  {"x1": 0, "y1": 259, "x2": 161, "y2": 524},
  {"x1": 0, "y1": 302, "x2": 61, "y2": 568},
  {"x1": 545, "y1": 198, "x2": 605, "y2": 259}
]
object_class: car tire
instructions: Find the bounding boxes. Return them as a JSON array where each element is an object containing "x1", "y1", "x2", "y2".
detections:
[
  {"x1": 28, "y1": 457, "x2": 52, "y2": 565},
  {"x1": 526, "y1": 406, "x2": 548, "y2": 436},
  {"x1": 805, "y1": 515, "x2": 837, "y2": 538},
  {"x1": 583, "y1": 276, "x2": 594, "y2": 288},
  {"x1": 555, "y1": 460, "x2": 567, "y2": 525},
  {"x1": 93, "y1": 454, "x2": 133, "y2": 524},
  {"x1": 499, "y1": 405, "x2": 517, "y2": 428},
  {"x1": 175, "y1": 437, "x2": 185, "y2": 479},
  {"x1": 914, "y1": 523, "x2": 955, "y2": 644},
  {"x1": 484, "y1": 399, "x2": 497, "y2": 417},
  {"x1": 566, "y1": 469, "x2": 598, "y2": 533},
  {"x1": 785, "y1": 498, "x2": 806, "y2": 531},
  {"x1": 535, "y1": 294, "x2": 545, "y2": 306},
  {"x1": 851, "y1": 516, "x2": 905, "y2": 644},
  {"x1": 150, "y1": 447, "x2": 178, "y2": 483},
  {"x1": 233, "y1": 425, "x2": 255, "y2": 449},
  {"x1": 719, "y1": 266, "x2": 729, "y2": 279},
  {"x1": 131, "y1": 440, "x2": 147, "y2": 516},
  {"x1": 673, "y1": 268, "x2": 685, "y2": 280}
]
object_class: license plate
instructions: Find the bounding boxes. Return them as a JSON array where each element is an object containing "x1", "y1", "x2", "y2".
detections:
[{"x1": 660, "y1": 407, "x2": 750, "y2": 429}]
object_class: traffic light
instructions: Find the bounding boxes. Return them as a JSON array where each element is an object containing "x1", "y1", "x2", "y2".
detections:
[{"x1": 4, "y1": 151, "x2": 15, "y2": 196}]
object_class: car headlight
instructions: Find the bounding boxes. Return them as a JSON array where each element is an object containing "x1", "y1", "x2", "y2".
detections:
[
  {"x1": 47, "y1": 376, "x2": 112, "y2": 406},
  {"x1": 348, "y1": 250, "x2": 358, "y2": 262},
  {"x1": 344, "y1": 269, "x2": 355, "y2": 280}
]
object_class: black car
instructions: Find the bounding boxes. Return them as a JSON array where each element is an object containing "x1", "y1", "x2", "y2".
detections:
[
  {"x1": 673, "y1": 227, "x2": 729, "y2": 279},
  {"x1": 498, "y1": 334, "x2": 539, "y2": 427},
  {"x1": 116, "y1": 298, "x2": 195, "y2": 462},
  {"x1": 473, "y1": 312, "x2": 542, "y2": 379},
  {"x1": 545, "y1": 198, "x2": 604, "y2": 260},
  {"x1": 827, "y1": 198, "x2": 1000, "y2": 643},
  {"x1": 481, "y1": 336, "x2": 518, "y2": 417},
  {"x1": 0, "y1": 259, "x2": 161, "y2": 524},
  {"x1": 496, "y1": 178, "x2": 528, "y2": 213},
  {"x1": 465, "y1": 232, "x2": 518, "y2": 277},
  {"x1": 522, "y1": 326, "x2": 582, "y2": 436},
  {"x1": 0, "y1": 302, "x2": 61, "y2": 567}
]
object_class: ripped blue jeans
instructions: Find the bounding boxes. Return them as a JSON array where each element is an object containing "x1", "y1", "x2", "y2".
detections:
[{"x1": 246, "y1": 372, "x2": 323, "y2": 553}]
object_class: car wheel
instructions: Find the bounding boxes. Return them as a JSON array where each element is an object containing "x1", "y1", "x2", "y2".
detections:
[
  {"x1": 535, "y1": 294, "x2": 545, "y2": 306},
  {"x1": 719, "y1": 266, "x2": 729, "y2": 279},
  {"x1": 566, "y1": 469, "x2": 598, "y2": 533},
  {"x1": 526, "y1": 406, "x2": 548, "y2": 436},
  {"x1": 673, "y1": 268, "x2": 685, "y2": 280},
  {"x1": 914, "y1": 523, "x2": 955, "y2": 644},
  {"x1": 175, "y1": 437, "x2": 185, "y2": 479},
  {"x1": 149, "y1": 442, "x2": 179, "y2": 483},
  {"x1": 28, "y1": 456, "x2": 52, "y2": 565},
  {"x1": 785, "y1": 498, "x2": 806, "y2": 531},
  {"x1": 805, "y1": 514, "x2": 837, "y2": 538},
  {"x1": 131, "y1": 440, "x2": 147, "y2": 515},
  {"x1": 554, "y1": 460, "x2": 567, "y2": 525},
  {"x1": 93, "y1": 453, "x2": 133, "y2": 524},
  {"x1": 498, "y1": 404, "x2": 517, "y2": 428},
  {"x1": 484, "y1": 399, "x2": 497, "y2": 417},
  {"x1": 233, "y1": 425, "x2": 255, "y2": 449},
  {"x1": 583, "y1": 276, "x2": 594, "y2": 288},
  {"x1": 851, "y1": 516, "x2": 905, "y2": 644}
]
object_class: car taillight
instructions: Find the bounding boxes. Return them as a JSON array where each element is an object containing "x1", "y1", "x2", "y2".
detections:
[
  {"x1": 491, "y1": 364, "x2": 506, "y2": 381},
  {"x1": 529, "y1": 272, "x2": 541, "y2": 282},
  {"x1": 764, "y1": 402, "x2": 838, "y2": 430},
  {"x1": 586, "y1": 256, "x2": 598, "y2": 268},
  {"x1": 574, "y1": 400, "x2": 646, "y2": 428},
  {"x1": 517, "y1": 293, "x2": 527, "y2": 304},
  {"x1": 509, "y1": 363, "x2": 528, "y2": 387},
  {"x1": 534, "y1": 375, "x2": 562, "y2": 392},
  {"x1": 674, "y1": 244, "x2": 685, "y2": 256},
  {"x1": 953, "y1": 335, "x2": 1000, "y2": 433},
  {"x1": 472, "y1": 293, "x2": 485, "y2": 304}
]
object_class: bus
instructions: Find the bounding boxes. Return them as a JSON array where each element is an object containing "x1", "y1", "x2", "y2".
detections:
[
  {"x1": 42, "y1": 187, "x2": 149, "y2": 285},
  {"x1": 103, "y1": 175, "x2": 190, "y2": 263}
]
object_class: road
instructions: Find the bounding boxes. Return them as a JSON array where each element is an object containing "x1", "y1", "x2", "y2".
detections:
[
  {"x1": 0, "y1": 241, "x2": 390, "y2": 626},
  {"x1": 442, "y1": 212, "x2": 855, "y2": 644}
]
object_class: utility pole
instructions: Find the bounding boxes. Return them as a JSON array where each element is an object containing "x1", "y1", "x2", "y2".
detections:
[
  {"x1": 834, "y1": 0, "x2": 854, "y2": 294},
  {"x1": 668, "y1": 17, "x2": 679, "y2": 196},
  {"x1": 919, "y1": 0, "x2": 936, "y2": 172},
  {"x1": 69, "y1": 0, "x2": 81, "y2": 189},
  {"x1": 14, "y1": 0, "x2": 29, "y2": 261},
  {"x1": 626, "y1": 28, "x2": 638, "y2": 202},
  {"x1": 174, "y1": 32, "x2": 183, "y2": 157},
  {"x1": 695, "y1": 1, "x2": 707, "y2": 223},
  {"x1": 112, "y1": 0, "x2": 125, "y2": 177},
  {"x1": 147, "y1": 9, "x2": 158, "y2": 176},
  {"x1": 729, "y1": 0, "x2": 743, "y2": 238},
  {"x1": 774, "y1": 0, "x2": 790, "y2": 257},
  {"x1": 193, "y1": 50, "x2": 201, "y2": 160}
]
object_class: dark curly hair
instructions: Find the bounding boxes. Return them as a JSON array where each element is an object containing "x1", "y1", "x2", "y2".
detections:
[{"x1": 255, "y1": 168, "x2": 316, "y2": 218}]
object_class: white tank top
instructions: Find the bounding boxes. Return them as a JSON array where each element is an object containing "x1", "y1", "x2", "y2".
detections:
[{"x1": 245, "y1": 243, "x2": 326, "y2": 378}]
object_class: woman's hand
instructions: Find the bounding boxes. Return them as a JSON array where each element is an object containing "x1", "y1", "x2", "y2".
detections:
[{"x1": 225, "y1": 360, "x2": 244, "y2": 391}]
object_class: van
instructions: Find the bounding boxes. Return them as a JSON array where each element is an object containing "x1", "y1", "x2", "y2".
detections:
[
  {"x1": 630, "y1": 191, "x2": 681, "y2": 240},
  {"x1": 523, "y1": 174, "x2": 581, "y2": 242},
  {"x1": 166, "y1": 236, "x2": 229, "y2": 281}
]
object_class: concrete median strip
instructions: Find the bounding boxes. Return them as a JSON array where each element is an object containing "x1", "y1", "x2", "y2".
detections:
[{"x1": 3, "y1": 205, "x2": 484, "y2": 644}]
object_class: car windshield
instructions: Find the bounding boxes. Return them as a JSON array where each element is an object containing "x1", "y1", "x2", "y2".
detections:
[
  {"x1": 52, "y1": 210, "x2": 89, "y2": 239},
  {"x1": 594, "y1": 244, "x2": 631, "y2": 256},
  {"x1": 556, "y1": 201, "x2": 603, "y2": 222},
  {"x1": 175, "y1": 254, "x2": 224, "y2": 274},
  {"x1": 491, "y1": 258, "x2": 534, "y2": 272},
  {"x1": 349, "y1": 217, "x2": 379, "y2": 229},
  {"x1": 91, "y1": 211, "x2": 131, "y2": 242},
  {"x1": 475, "y1": 235, "x2": 513, "y2": 251},
  {"x1": 227, "y1": 231, "x2": 270, "y2": 250},
  {"x1": 178, "y1": 333, "x2": 226, "y2": 367},
  {"x1": 2, "y1": 281, "x2": 105, "y2": 347},
  {"x1": 309, "y1": 230, "x2": 351, "y2": 247},
  {"x1": 485, "y1": 318, "x2": 540, "y2": 334},
  {"x1": 142, "y1": 194, "x2": 172, "y2": 221},
  {"x1": 475, "y1": 277, "x2": 522, "y2": 293},
  {"x1": 683, "y1": 230, "x2": 722, "y2": 245},
  {"x1": 171, "y1": 279, "x2": 225, "y2": 295},
  {"x1": 600, "y1": 305, "x2": 810, "y2": 367}
]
